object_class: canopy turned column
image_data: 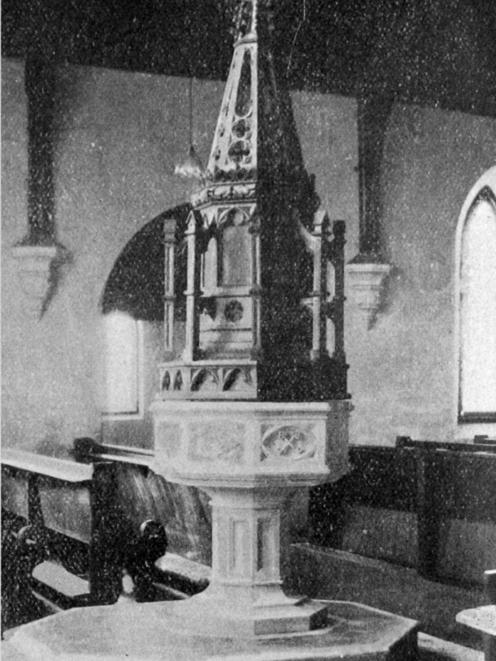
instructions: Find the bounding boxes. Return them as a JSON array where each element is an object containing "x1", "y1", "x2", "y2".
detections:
[{"x1": 163, "y1": 218, "x2": 177, "y2": 355}]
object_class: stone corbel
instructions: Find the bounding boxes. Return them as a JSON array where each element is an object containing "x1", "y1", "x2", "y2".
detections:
[
  {"x1": 11, "y1": 243, "x2": 61, "y2": 316},
  {"x1": 346, "y1": 260, "x2": 391, "y2": 325}
]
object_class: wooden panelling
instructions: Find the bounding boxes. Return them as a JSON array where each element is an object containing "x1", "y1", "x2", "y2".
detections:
[
  {"x1": 37, "y1": 481, "x2": 92, "y2": 543},
  {"x1": 348, "y1": 447, "x2": 417, "y2": 511},
  {"x1": 310, "y1": 441, "x2": 496, "y2": 585},
  {"x1": 431, "y1": 452, "x2": 496, "y2": 522},
  {"x1": 341, "y1": 506, "x2": 417, "y2": 567}
]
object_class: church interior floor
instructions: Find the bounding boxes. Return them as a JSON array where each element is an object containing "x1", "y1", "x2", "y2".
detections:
[
  {"x1": 2, "y1": 545, "x2": 486, "y2": 660},
  {"x1": 288, "y1": 543, "x2": 485, "y2": 655}
]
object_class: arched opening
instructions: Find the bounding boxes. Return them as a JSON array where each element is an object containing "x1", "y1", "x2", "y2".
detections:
[
  {"x1": 96, "y1": 203, "x2": 211, "y2": 564},
  {"x1": 455, "y1": 168, "x2": 496, "y2": 429},
  {"x1": 99, "y1": 204, "x2": 189, "y2": 440},
  {"x1": 101, "y1": 204, "x2": 189, "y2": 322}
]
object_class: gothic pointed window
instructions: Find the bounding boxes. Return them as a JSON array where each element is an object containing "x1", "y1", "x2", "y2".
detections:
[{"x1": 457, "y1": 183, "x2": 496, "y2": 423}]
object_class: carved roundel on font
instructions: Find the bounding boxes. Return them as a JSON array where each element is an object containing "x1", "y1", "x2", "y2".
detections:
[{"x1": 261, "y1": 426, "x2": 316, "y2": 461}]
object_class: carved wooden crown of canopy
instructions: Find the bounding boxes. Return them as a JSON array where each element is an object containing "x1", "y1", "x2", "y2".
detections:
[{"x1": 159, "y1": 0, "x2": 348, "y2": 402}]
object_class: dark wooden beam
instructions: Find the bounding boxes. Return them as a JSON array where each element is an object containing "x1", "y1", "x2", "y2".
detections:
[
  {"x1": 24, "y1": 54, "x2": 57, "y2": 246},
  {"x1": 351, "y1": 93, "x2": 394, "y2": 263},
  {"x1": 2, "y1": 0, "x2": 495, "y2": 119}
]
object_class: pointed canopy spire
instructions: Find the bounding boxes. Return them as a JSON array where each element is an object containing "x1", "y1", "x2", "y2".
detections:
[{"x1": 192, "y1": 0, "x2": 312, "y2": 213}]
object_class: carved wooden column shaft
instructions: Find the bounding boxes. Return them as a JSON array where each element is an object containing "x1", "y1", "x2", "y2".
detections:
[
  {"x1": 163, "y1": 219, "x2": 177, "y2": 354},
  {"x1": 310, "y1": 212, "x2": 328, "y2": 362},
  {"x1": 329, "y1": 221, "x2": 346, "y2": 362},
  {"x1": 183, "y1": 213, "x2": 202, "y2": 361},
  {"x1": 249, "y1": 219, "x2": 262, "y2": 360}
]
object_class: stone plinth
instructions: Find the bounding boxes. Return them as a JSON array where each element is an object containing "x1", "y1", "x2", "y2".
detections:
[
  {"x1": 457, "y1": 605, "x2": 496, "y2": 661},
  {"x1": 5, "y1": 600, "x2": 419, "y2": 661},
  {"x1": 150, "y1": 400, "x2": 350, "y2": 635}
]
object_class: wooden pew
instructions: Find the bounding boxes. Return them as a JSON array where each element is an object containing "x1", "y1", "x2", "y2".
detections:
[
  {"x1": 309, "y1": 437, "x2": 496, "y2": 585},
  {"x1": 396, "y1": 437, "x2": 496, "y2": 582},
  {"x1": 2, "y1": 441, "x2": 210, "y2": 632},
  {"x1": 73, "y1": 438, "x2": 210, "y2": 601},
  {"x1": 1, "y1": 448, "x2": 122, "y2": 622}
]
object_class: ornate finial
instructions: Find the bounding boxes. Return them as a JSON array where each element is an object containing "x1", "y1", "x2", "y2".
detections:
[
  {"x1": 231, "y1": 1, "x2": 255, "y2": 42},
  {"x1": 233, "y1": 0, "x2": 254, "y2": 41}
]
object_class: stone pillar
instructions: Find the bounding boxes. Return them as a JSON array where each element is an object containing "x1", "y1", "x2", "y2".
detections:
[{"x1": 347, "y1": 93, "x2": 393, "y2": 326}]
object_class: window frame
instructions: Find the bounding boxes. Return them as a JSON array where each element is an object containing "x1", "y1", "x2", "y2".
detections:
[
  {"x1": 454, "y1": 167, "x2": 496, "y2": 430},
  {"x1": 101, "y1": 313, "x2": 145, "y2": 421}
]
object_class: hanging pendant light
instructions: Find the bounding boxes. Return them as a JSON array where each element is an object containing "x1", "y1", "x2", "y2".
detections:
[{"x1": 174, "y1": 76, "x2": 204, "y2": 180}]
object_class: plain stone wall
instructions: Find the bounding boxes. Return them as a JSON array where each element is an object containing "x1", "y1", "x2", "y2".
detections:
[
  {"x1": 1, "y1": 58, "x2": 224, "y2": 452},
  {"x1": 347, "y1": 104, "x2": 496, "y2": 445},
  {"x1": 2, "y1": 57, "x2": 495, "y2": 454},
  {"x1": 1, "y1": 57, "x2": 358, "y2": 453}
]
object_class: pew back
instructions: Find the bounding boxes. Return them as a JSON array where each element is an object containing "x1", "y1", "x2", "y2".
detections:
[
  {"x1": 309, "y1": 437, "x2": 496, "y2": 585},
  {"x1": 1, "y1": 449, "x2": 122, "y2": 609}
]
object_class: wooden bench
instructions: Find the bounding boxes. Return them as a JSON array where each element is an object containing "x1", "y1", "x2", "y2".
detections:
[
  {"x1": 309, "y1": 437, "x2": 496, "y2": 585},
  {"x1": 2, "y1": 441, "x2": 211, "y2": 630},
  {"x1": 73, "y1": 438, "x2": 210, "y2": 601},
  {"x1": 396, "y1": 437, "x2": 496, "y2": 581},
  {"x1": 1, "y1": 448, "x2": 122, "y2": 625}
]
